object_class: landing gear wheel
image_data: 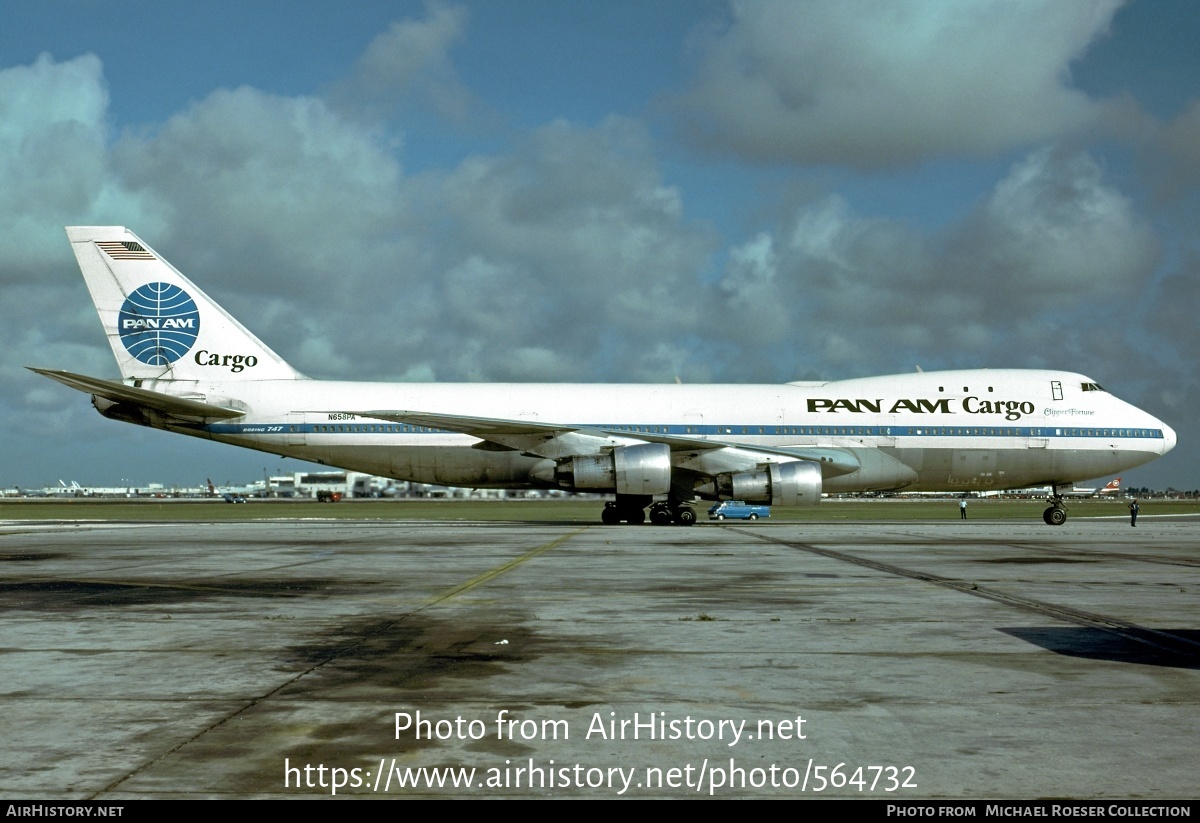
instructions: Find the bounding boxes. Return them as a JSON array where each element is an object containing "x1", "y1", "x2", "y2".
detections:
[
  {"x1": 625, "y1": 507, "x2": 646, "y2": 525},
  {"x1": 1043, "y1": 506, "x2": 1067, "y2": 526},
  {"x1": 601, "y1": 503, "x2": 621, "y2": 525},
  {"x1": 673, "y1": 507, "x2": 697, "y2": 526},
  {"x1": 649, "y1": 505, "x2": 673, "y2": 526}
]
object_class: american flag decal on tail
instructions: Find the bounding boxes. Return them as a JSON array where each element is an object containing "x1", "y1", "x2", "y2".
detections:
[{"x1": 96, "y1": 241, "x2": 155, "y2": 260}]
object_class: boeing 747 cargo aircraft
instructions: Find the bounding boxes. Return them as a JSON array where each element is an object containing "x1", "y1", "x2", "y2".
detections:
[{"x1": 31, "y1": 227, "x2": 1176, "y2": 526}]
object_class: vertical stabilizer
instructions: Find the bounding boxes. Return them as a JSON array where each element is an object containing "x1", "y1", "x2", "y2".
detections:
[{"x1": 66, "y1": 226, "x2": 303, "y2": 382}]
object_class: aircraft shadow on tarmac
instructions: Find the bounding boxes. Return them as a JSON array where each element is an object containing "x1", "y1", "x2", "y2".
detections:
[{"x1": 1000, "y1": 627, "x2": 1200, "y2": 670}]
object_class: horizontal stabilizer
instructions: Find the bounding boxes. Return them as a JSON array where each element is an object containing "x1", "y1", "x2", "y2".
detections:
[{"x1": 28, "y1": 368, "x2": 245, "y2": 420}]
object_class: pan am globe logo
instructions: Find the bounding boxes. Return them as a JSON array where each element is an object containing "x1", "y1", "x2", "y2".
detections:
[{"x1": 118, "y1": 282, "x2": 201, "y2": 365}]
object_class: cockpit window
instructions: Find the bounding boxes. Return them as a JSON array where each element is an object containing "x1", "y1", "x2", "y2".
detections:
[{"x1": 1081, "y1": 382, "x2": 1105, "y2": 392}]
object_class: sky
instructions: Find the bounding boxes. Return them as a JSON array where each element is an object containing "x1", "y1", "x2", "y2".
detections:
[{"x1": 1, "y1": 0, "x2": 1198, "y2": 491}]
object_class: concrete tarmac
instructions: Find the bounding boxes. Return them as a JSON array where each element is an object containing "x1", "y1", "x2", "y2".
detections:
[{"x1": 1, "y1": 516, "x2": 1197, "y2": 799}]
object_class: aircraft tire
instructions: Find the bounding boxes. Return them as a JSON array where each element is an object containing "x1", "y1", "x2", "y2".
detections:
[
  {"x1": 649, "y1": 507, "x2": 672, "y2": 525},
  {"x1": 674, "y1": 508, "x2": 697, "y2": 526},
  {"x1": 1047, "y1": 507, "x2": 1067, "y2": 526},
  {"x1": 626, "y1": 507, "x2": 646, "y2": 525},
  {"x1": 601, "y1": 505, "x2": 621, "y2": 525}
]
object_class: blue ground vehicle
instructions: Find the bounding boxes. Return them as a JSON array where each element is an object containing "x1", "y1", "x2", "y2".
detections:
[{"x1": 707, "y1": 500, "x2": 771, "y2": 521}]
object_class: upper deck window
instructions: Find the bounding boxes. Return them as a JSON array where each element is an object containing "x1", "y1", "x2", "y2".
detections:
[{"x1": 1081, "y1": 382, "x2": 1105, "y2": 392}]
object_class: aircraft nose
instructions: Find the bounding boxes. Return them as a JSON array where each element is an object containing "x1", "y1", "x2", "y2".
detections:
[{"x1": 1160, "y1": 421, "x2": 1177, "y2": 455}]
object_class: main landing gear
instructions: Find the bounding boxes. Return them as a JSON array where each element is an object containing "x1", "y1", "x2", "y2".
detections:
[
  {"x1": 1042, "y1": 485, "x2": 1068, "y2": 526},
  {"x1": 601, "y1": 496, "x2": 696, "y2": 526},
  {"x1": 601, "y1": 501, "x2": 644, "y2": 525}
]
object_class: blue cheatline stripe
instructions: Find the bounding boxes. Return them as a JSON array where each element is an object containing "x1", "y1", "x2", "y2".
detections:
[{"x1": 201, "y1": 422, "x2": 1164, "y2": 440}]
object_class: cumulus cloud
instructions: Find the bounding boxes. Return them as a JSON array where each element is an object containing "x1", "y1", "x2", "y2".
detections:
[
  {"x1": 0, "y1": 47, "x2": 1160, "y2": 398},
  {"x1": 416, "y1": 116, "x2": 717, "y2": 381},
  {"x1": 1147, "y1": 99, "x2": 1200, "y2": 202},
  {"x1": 105, "y1": 84, "x2": 432, "y2": 376},
  {"x1": 96, "y1": 89, "x2": 714, "y2": 385},
  {"x1": 115, "y1": 86, "x2": 409, "y2": 283},
  {"x1": 110, "y1": 111, "x2": 715, "y2": 385},
  {"x1": 0, "y1": 46, "x2": 719, "y2": 480},
  {"x1": 954, "y1": 147, "x2": 1159, "y2": 298},
  {"x1": 0, "y1": 53, "x2": 149, "y2": 274},
  {"x1": 0, "y1": 51, "x2": 157, "y2": 458},
  {"x1": 1145, "y1": 253, "x2": 1200, "y2": 403},
  {"x1": 712, "y1": 147, "x2": 1158, "y2": 379},
  {"x1": 328, "y1": 1, "x2": 472, "y2": 122},
  {"x1": 677, "y1": 0, "x2": 1123, "y2": 167}
]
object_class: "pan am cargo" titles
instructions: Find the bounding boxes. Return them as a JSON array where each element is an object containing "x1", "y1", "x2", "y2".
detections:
[{"x1": 808, "y1": 397, "x2": 1034, "y2": 421}]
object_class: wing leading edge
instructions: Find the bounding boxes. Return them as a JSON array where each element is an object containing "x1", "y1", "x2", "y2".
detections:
[{"x1": 353, "y1": 408, "x2": 861, "y2": 477}]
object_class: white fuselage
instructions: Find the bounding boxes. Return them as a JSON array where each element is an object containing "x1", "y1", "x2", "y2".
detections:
[{"x1": 140, "y1": 368, "x2": 1174, "y2": 494}]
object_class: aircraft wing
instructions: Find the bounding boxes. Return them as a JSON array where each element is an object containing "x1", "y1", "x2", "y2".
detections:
[
  {"x1": 29, "y1": 368, "x2": 246, "y2": 420},
  {"x1": 360, "y1": 409, "x2": 593, "y2": 438},
  {"x1": 355, "y1": 409, "x2": 861, "y2": 476}
]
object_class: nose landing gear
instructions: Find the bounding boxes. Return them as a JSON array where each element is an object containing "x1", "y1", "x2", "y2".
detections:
[
  {"x1": 1042, "y1": 486, "x2": 1068, "y2": 525},
  {"x1": 1042, "y1": 505, "x2": 1067, "y2": 525}
]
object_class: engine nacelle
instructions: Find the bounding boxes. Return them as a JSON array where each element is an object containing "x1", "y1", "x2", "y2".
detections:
[
  {"x1": 557, "y1": 443, "x2": 673, "y2": 496},
  {"x1": 716, "y1": 461, "x2": 822, "y2": 506}
]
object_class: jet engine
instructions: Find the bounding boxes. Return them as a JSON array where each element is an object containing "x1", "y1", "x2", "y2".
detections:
[
  {"x1": 715, "y1": 461, "x2": 821, "y2": 506},
  {"x1": 548, "y1": 443, "x2": 673, "y2": 496}
]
